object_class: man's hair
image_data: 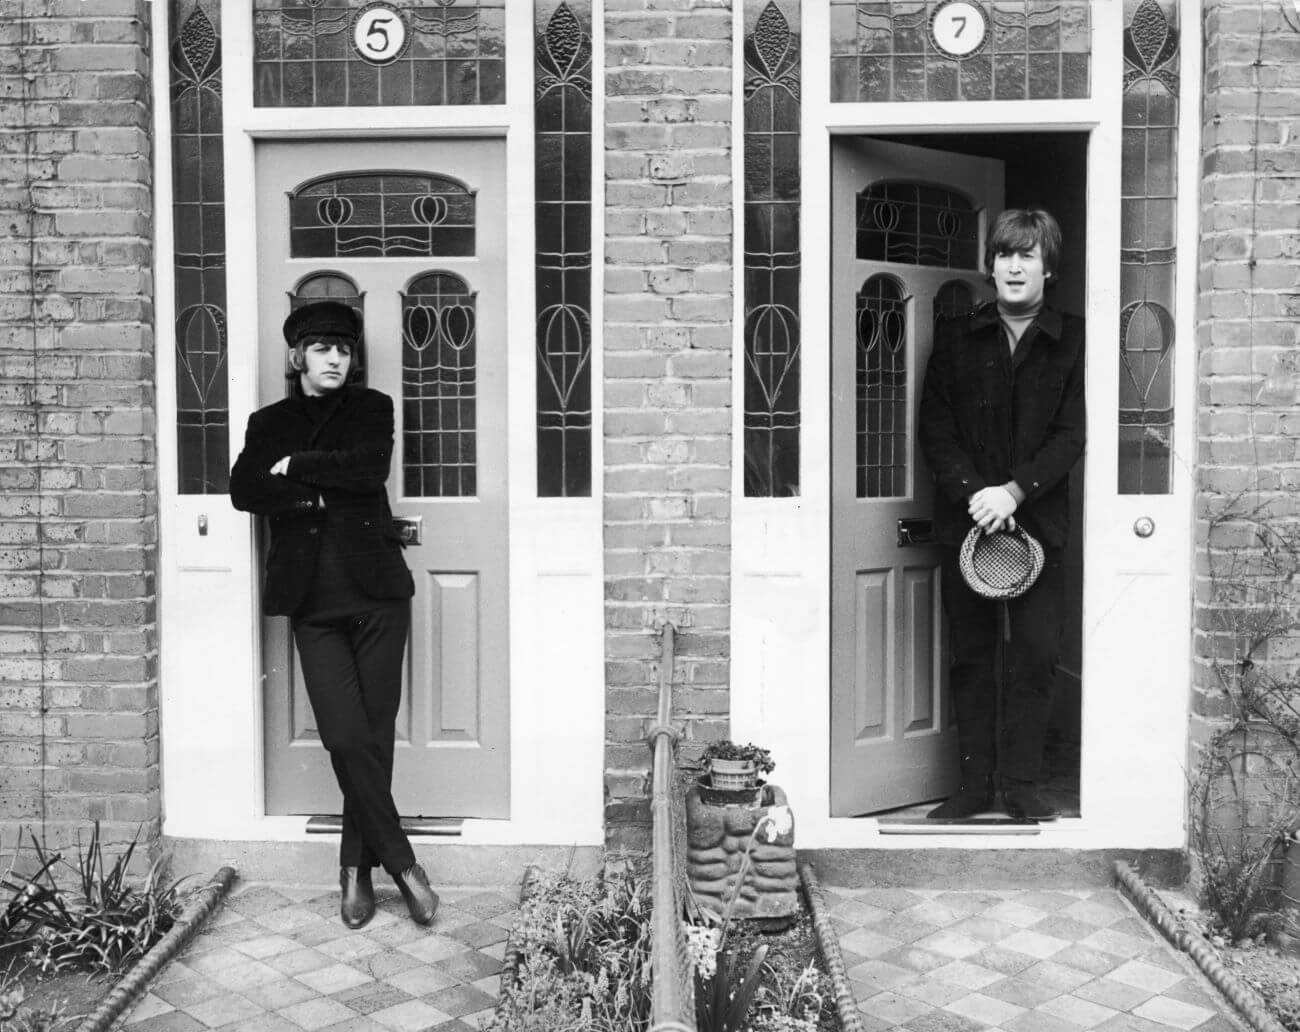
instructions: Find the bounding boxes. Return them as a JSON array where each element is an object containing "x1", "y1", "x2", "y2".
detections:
[{"x1": 984, "y1": 208, "x2": 1063, "y2": 280}]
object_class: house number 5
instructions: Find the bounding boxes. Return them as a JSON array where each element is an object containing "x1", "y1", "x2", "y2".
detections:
[
  {"x1": 929, "y1": 1, "x2": 989, "y2": 59},
  {"x1": 353, "y1": 4, "x2": 408, "y2": 65}
]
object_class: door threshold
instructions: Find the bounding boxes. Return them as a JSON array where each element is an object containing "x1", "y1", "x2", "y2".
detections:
[
  {"x1": 877, "y1": 817, "x2": 1041, "y2": 835},
  {"x1": 305, "y1": 816, "x2": 464, "y2": 836}
]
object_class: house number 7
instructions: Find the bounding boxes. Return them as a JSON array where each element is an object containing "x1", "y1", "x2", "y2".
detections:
[
  {"x1": 930, "y1": 1, "x2": 988, "y2": 59},
  {"x1": 353, "y1": 4, "x2": 408, "y2": 65}
]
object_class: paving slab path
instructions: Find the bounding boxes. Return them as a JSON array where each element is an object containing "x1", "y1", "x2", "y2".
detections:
[
  {"x1": 823, "y1": 886, "x2": 1248, "y2": 1032},
  {"x1": 116, "y1": 880, "x2": 519, "y2": 1032}
]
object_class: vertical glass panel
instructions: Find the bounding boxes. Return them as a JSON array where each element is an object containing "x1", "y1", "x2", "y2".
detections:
[
  {"x1": 1118, "y1": 0, "x2": 1178, "y2": 494},
  {"x1": 933, "y1": 279, "x2": 975, "y2": 324},
  {"x1": 252, "y1": 0, "x2": 506, "y2": 108},
  {"x1": 856, "y1": 276, "x2": 908, "y2": 499},
  {"x1": 828, "y1": 1, "x2": 1091, "y2": 103},
  {"x1": 743, "y1": 0, "x2": 802, "y2": 497},
  {"x1": 535, "y1": 0, "x2": 593, "y2": 497},
  {"x1": 401, "y1": 273, "x2": 477, "y2": 498},
  {"x1": 857, "y1": 181, "x2": 978, "y2": 269},
  {"x1": 170, "y1": 0, "x2": 229, "y2": 494},
  {"x1": 289, "y1": 173, "x2": 475, "y2": 258}
]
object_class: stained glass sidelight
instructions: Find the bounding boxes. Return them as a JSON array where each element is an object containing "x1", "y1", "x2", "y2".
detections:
[
  {"x1": 743, "y1": 0, "x2": 801, "y2": 497},
  {"x1": 857, "y1": 181, "x2": 978, "y2": 269},
  {"x1": 253, "y1": 0, "x2": 505, "y2": 107},
  {"x1": 933, "y1": 279, "x2": 976, "y2": 324},
  {"x1": 830, "y1": 1, "x2": 1091, "y2": 103},
  {"x1": 401, "y1": 273, "x2": 478, "y2": 497},
  {"x1": 170, "y1": 0, "x2": 229, "y2": 494},
  {"x1": 1118, "y1": 0, "x2": 1178, "y2": 494},
  {"x1": 535, "y1": 0, "x2": 592, "y2": 497},
  {"x1": 857, "y1": 276, "x2": 908, "y2": 498},
  {"x1": 289, "y1": 172, "x2": 476, "y2": 258}
]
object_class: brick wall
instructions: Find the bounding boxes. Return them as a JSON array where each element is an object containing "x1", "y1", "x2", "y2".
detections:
[
  {"x1": 603, "y1": 0, "x2": 733, "y2": 848},
  {"x1": 1193, "y1": 1, "x2": 1300, "y2": 754},
  {"x1": 0, "y1": 1, "x2": 158, "y2": 861}
]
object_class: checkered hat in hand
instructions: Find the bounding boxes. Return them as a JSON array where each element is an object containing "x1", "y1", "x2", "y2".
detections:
[{"x1": 958, "y1": 524, "x2": 1045, "y2": 600}]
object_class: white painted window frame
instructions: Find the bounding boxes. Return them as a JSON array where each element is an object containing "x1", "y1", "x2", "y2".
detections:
[
  {"x1": 155, "y1": 1, "x2": 606, "y2": 848},
  {"x1": 731, "y1": 1, "x2": 1201, "y2": 850}
]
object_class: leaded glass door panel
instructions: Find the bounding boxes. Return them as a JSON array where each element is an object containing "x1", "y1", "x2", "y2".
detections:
[
  {"x1": 254, "y1": 139, "x2": 509, "y2": 819},
  {"x1": 830, "y1": 137, "x2": 1001, "y2": 817}
]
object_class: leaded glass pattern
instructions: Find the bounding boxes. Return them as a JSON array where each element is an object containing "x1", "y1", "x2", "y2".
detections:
[
  {"x1": 253, "y1": 0, "x2": 505, "y2": 107},
  {"x1": 535, "y1": 0, "x2": 592, "y2": 498},
  {"x1": 171, "y1": 0, "x2": 229, "y2": 494},
  {"x1": 743, "y1": 0, "x2": 801, "y2": 497},
  {"x1": 401, "y1": 273, "x2": 477, "y2": 497},
  {"x1": 934, "y1": 279, "x2": 976, "y2": 323},
  {"x1": 857, "y1": 276, "x2": 908, "y2": 498},
  {"x1": 830, "y1": 1, "x2": 1091, "y2": 103},
  {"x1": 857, "y1": 181, "x2": 978, "y2": 269},
  {"x1": 1118, "y1": 0, "x2": 1177, "y2": 495},
  {"x1": 289, "y1": 172, "x2": 476, "y2": 258}
]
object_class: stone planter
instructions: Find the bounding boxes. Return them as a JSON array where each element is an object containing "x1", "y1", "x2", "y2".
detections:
[{"x1": 685, "y1": 782, "x2": 798, "y2": 924}]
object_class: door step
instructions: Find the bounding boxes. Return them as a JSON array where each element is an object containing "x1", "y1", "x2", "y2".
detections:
[
  {"x1": 305, "y1": 816, "x2": 464, "y2": 836},
  {"x1": 877, "y1": 817, "x2": 1040, "y2": 835}
]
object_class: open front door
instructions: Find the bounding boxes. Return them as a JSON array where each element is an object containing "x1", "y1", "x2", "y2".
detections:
[
  {"x1": 255, "y1": 138, "x2": 509, "y2": 819},
  {"x1": 830, "y1": 137, "x2": 1003, "y2": 816}
]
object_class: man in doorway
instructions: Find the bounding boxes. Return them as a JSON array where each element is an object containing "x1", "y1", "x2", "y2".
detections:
[
  {"x1": 918, "y1": 209, "x2": 1085, "y2": 821},
  {"x1": 231, "y1": 300, "x2": 439, "y2": 928}
]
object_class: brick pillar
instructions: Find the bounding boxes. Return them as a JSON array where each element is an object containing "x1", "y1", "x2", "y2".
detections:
[
  {"x1": 1193, "y1": 2, "x2": 1300, "y2": 755},
  {"x1": 603, "y1": 1, "x2": 733, "y2": 849},
  {"x1": 0, "y1": 1, "x2": 158, "y2": 859}
]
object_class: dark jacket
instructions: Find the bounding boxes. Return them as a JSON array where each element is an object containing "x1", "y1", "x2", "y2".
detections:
[
  {"x1": 230, "y1": 386, "x2": 414, "y2": 616},
  {"x1": 918, "y1": 302, "x2": 1085, "y2": 548}
]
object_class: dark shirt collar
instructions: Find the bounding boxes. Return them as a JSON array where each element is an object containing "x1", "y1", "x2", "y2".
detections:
[{"x1": 970, "y1": 301, "x2": 1063, "y2": 341}]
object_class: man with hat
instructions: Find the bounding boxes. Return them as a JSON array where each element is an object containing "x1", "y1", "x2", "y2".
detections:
[
  {"x1": 918, "y1": 209, "x2": 1085, "y2": 822},
  {"x1": 231, "y1": 300, "x2": 439, "y2": 928}
]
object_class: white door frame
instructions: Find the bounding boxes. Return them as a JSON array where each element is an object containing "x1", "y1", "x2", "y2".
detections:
[
  {"x1": 155, "y1": 1, "x2": 606, "y2": 847},
  {"x1": 731, "y1": 1, "x2": 1201, "y2": 849}
]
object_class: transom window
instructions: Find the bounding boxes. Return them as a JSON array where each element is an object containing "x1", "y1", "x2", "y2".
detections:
[
  {"x1": 289, "y1": 172, "x2": 476, "y2": 258},
  {"x1": 856, "y1": 181, "x2": 979, "y2": 270}
]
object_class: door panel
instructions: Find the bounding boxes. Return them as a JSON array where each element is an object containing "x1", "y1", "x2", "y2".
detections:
[
  {"x1": 830, "y1": 137, "x2": 1002, "y2": 816},
  {"x1": 256, "y1": 139, "x2": 509, "y2": 819}
]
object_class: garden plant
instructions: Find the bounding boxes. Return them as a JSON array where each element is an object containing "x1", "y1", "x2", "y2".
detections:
[{"x1": 0, "y1": 823, "x2": 190, "y2": 1031}]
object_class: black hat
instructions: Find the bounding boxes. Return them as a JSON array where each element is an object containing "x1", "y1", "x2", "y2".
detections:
[{"x1": 282, "y1": 301, "x2": 361, "y2": 347}]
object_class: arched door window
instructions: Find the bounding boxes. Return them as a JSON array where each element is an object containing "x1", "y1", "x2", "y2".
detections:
[
  {"x1": 856, "y1": 274, "x2": 909, "y2": 499},
  {"x1": 933, "y1": 279, "x2": 976, "y2": 325},
  {"x1": 400, "y1": 272, "x2": 477, "y2": 498}
]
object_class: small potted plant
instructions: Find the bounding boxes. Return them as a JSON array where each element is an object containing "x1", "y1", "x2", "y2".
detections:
[{"x1": 701, "y1": 740, "x2": 775, "y2": 792}]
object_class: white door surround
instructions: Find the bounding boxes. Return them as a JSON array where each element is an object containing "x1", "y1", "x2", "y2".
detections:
[
  {"x1": 155, "y1": 2, "x2": 606, "y2": 849},
  {"x1": 731, "y1": 2, "x2": 1201, "y2": 850}
]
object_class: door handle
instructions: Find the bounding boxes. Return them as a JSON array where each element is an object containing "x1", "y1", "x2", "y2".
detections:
[
  {"x1": 897, "y1": 518, "x2": 934, "y2": 547},
  {"x1": 393, "y1": 516, "x2": 422, "y2": 546}
]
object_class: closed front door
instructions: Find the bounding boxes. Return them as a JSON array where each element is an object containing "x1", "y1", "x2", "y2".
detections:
[
  {"x1": 255, "y1": 138, "x2": 509, "y2": 818},
  {"x1": 830, "y1": 137, "x2": 1003, "y2": 817}
]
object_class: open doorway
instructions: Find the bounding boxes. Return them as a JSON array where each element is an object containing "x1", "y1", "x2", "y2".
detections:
[{"x1": 829, "y1": 131, "x2": 1087, "y2": 821}]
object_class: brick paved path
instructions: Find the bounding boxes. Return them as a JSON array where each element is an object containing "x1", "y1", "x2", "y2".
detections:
[
  {"x1": 823, "y1": 886, "x2": 1246, "y2": 1032},
  {"x1": 119, "y1": 880, "x2": 518, "y2": 1032}
]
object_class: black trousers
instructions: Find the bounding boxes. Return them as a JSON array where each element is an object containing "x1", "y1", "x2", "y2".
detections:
[
  {"x1": 293, "y1": 602, "x2": 416, "y2": 875},
  {"x1": 940, "y1": 545, "x2": 1066, "y2": 785}
]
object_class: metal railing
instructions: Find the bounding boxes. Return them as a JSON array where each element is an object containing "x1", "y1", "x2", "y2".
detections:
[{"x1": 648, "y1": 622, "x2": 696, "y2": 1032}]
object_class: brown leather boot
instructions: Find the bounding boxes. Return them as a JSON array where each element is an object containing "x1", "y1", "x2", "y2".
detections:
[
  {"x1": 394, "y1": 863, "x2": 439, "y2": 925},
  {"x1": 339, "y1": 866, "x2": 375, "y2": 929}
]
